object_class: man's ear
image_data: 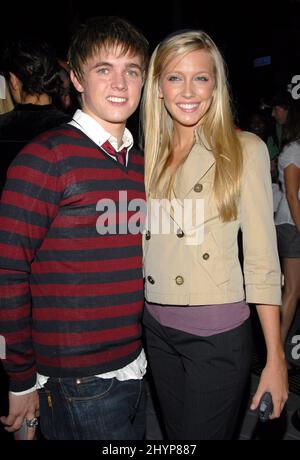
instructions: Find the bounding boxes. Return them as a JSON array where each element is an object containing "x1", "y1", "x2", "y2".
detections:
[{"x1": 70, "y1": 70, "x2": 84, "y2": 93}]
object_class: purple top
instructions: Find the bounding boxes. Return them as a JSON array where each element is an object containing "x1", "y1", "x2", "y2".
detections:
[{"x1": 145, "y1": 300, "x2": 250, "y2": 337}]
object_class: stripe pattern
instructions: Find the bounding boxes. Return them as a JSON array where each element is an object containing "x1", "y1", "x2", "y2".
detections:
[{"x1": 0, "y1": 125, "x2": 145, "y2": 391}]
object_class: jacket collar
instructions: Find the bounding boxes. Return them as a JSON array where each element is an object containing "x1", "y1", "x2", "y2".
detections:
[
  {"x1": 154, "y1": 131, "x2": 216, "y2": 231},
  {"x1": 173, "y1": 133, "x2": 215, "y2": 199}
]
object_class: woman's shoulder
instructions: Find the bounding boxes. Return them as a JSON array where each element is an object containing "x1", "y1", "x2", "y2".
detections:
[
  {"x1": 237, "y1": 130, "x2": 269, "y2": 163},
  {"x1": 237, "y1": 130, "x2": 266, "y2": 150},
  {"x1": 280, "y1": 141, "x2": 300, "y2": 168}
]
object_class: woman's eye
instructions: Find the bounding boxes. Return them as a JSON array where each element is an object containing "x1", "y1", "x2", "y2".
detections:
[
  {"x1": 195, "y1": 75, "x2": 209, "y2": 81},
  {"x1": 168, "y1": 75, "x2": 181, "y2": 81}
]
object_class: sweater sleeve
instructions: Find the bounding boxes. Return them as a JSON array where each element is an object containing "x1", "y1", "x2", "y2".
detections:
[{"x1": 0, "y1": 139, "x2": 62, "y2": 391}]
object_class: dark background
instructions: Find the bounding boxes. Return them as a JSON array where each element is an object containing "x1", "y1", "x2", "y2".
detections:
[
  {"x1": 1, "y1": 0, "x2": 300, "y2": 442},
  {"x1": 1, "y1": 0, "x2": 300, "y2": 125}
]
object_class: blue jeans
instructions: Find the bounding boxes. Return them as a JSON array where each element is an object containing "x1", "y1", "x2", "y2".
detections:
[{"x1": 38, "y1": 376, "x2": 146, "y2": 440}]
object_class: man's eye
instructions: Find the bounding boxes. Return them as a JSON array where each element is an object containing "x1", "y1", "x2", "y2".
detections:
[
  {"x1": 127, "y1": 70, "x2": 139, "y2": 77},
  {"x1": 97, "y1": 68, "x2": 109, "y2": 75}
]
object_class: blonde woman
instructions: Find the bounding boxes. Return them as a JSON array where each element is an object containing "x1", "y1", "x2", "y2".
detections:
[{"x1": 141, "y1": 30, "x2": 288, "y2": 440}]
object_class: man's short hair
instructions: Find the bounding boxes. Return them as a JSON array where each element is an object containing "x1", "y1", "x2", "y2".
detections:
[{"x1": 68, "y1": 16, "x2": 149, "y2": 82}]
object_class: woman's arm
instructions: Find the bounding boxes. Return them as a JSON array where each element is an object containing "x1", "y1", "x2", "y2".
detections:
[
  {"x1": 284, "y1": 163, "x2": 300, "y2": 232},
  {"x1": 250, "y1": 305, "x2": 288, "y2": 418},
  {"x1": 239, "y1": 134, "x2": 287, "y2": 417},
  {"x1": 240, "y1": 134, "x2": 281, "y2": 306}
]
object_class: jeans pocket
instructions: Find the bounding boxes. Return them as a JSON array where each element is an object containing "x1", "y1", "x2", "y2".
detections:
[
  {"x1": 60, "y1": 376, "x2": 115, "y2": 402},
  {"x1": 38, "y1": 388, "x2": 55, "y2": 440}
]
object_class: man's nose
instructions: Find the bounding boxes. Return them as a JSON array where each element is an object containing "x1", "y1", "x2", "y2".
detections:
[{"x1": 111, "y1": 72, "x2": 127, "y2": 90}]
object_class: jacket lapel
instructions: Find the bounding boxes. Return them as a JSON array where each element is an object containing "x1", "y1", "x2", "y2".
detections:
[
  {"x1": 173, "y1": 142, "x2": 216, "y2": 199},
  {"x1": 157, "y1": 141, "x2": 216, "y2": 230}
]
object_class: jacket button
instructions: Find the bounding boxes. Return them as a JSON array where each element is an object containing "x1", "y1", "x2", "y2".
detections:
[
  {"x1": 147, "y1": 276, "x2": 155, "y2": 285},
  {"x1": 194, "y1": 183, "x2": 203, "y2": 193},
  {"x1": 145, "y1": 230, "x2": 151, "y2": 240},
  {"x1": 177, "y1": 229, "x2": 185, "y2": 238},
  {"x1": 203, "y1": 253, "x2": 210, "y2": 260},
  {"x1": 175, "y1": 276, "x2": 184, "y2": 285}
]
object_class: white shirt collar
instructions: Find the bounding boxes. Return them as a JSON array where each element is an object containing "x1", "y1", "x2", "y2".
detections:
[{"x1": 69, "y1": 109, "x2": 133, "y2": 163}]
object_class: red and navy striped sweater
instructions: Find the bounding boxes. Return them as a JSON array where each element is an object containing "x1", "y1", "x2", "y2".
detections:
[{"x1": 0, "y1": 125, "x2": 145, "y2": 392}]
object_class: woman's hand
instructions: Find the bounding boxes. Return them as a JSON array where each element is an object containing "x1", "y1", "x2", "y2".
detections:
[{"x1": 250, "y1": 357, "x2": 288, "y2": 419}]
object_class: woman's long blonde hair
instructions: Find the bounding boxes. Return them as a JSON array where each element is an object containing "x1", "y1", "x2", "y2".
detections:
[{"x1": 141, "y1": 30, "x2": 243, "y2": 222}]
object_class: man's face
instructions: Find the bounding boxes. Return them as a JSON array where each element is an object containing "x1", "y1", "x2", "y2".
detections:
[
  {"x1": 272, "y1": 105, "x2": 288, "y2": 125},
  {"x1": 249, "y1": 114, "x2": 267, "y2": 138},
  {"x1": 71, "y1": 45, "x2": 144, "y2": 134}
]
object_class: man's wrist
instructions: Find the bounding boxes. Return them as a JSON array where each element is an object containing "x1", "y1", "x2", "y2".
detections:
[{"x1": 10, "y1": 385, "x2": 37, "y2": 396}]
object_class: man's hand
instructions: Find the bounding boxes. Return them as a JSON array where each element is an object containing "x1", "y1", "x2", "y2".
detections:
[{"x1": 0, "y1": 391, "x2": 39, "y2": 440}]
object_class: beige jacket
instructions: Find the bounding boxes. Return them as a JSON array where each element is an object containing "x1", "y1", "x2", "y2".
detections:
[{"x1": 144, "y1": 131, "x2": 281, "y2": 306}]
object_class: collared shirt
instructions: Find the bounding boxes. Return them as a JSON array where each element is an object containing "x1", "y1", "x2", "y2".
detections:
[{"x1": 69, "y1": 109, "x2": 133, "y2": 166}]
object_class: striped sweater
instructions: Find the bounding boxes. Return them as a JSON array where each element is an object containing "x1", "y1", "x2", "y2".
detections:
[{"x1": 0, "y1": 125, "x2": 145, "y2": 392}]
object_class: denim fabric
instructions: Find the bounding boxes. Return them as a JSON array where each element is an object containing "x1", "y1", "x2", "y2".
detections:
[{"x1": 38, "y1": 376, "x2": 146, "y2": 440}]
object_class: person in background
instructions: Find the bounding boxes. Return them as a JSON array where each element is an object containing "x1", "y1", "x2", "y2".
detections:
[
  {"x1": 271, "y1": 91, "x2": 292, "y2": 137},
  {"x1": 275, "y1": 101, "x2": 300, "y2": 346},
  {"x1": 141, "y1": 29, "x2": 288, "y2": 440},
  {"x1": 268, "y1": 91, "x2": 293, "y2": 183},
  {"x1": 54, "y1": 59, "x2": 79, "y2": 115},
  {"x1": 248, "y1": 110, "x2": 269, "y2": 143},
  {"x1": 0, "y1": 16, "x2": 148, "y2": 440},
  {"x1": 247, "y1": 109, "x2": 282, "y2": 212},
  {"x1": 0, "y1": 39, "x2": 71, "y2": 188},
  {"x1": 0, "y1": 75, "x2": 14, "y2": 114}
]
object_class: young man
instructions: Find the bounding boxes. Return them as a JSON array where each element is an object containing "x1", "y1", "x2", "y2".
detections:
[{"x1": 0, "y1": 16, "x2": 149, "y2": 440}]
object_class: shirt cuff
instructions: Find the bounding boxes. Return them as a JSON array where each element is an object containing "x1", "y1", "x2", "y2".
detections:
[{"x1": 10, "y1": 385, "x2": 37, "y2": 396}]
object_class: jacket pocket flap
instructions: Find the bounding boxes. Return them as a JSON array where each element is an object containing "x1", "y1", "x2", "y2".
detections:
[{"x1": 198, "y1": 232, "x2": 229, "y2": 285}]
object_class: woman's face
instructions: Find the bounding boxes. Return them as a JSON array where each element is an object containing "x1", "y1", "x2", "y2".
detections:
[{"x1": 158, "y1": 49, "x2": 215, "y2": 129}]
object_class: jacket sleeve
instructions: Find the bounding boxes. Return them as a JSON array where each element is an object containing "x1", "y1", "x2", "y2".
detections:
[
  {"x1": 0, "y1": 140, "x2": 61, "y2": 391},
  {"x1": 240, "y1": 136, "x2": 282, "y2": 305}
]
